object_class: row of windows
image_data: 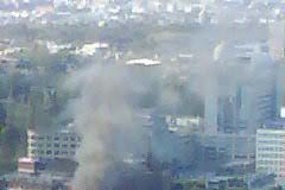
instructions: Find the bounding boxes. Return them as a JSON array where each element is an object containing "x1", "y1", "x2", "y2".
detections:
[
  {"x1": 257, "y1": 167, "x2": 279, "y2": 173},
  {"x1": 31, "y1": 149, "x2": 76, "y2": 156},
  {"x1": 257, "y1": 153, "x2": 283, "y2": 159},
  {"x1": 30, "y1": 135, "x2": 81, "y2": 142},
  {"x1": 257, "y1": 160, "x2": 282, "y2": 165},
  {"x1": 257, "y1": 133, "x2": 285, "y2": 138},
  {"x1": 30, "y1": 143, "x2": 79, "y2": 149},
  {"x1": 257, "y1": 147, "x2": 285, "y2": 152},
  {"x1": 257, "y1": 140, "x2": 285, "y2": 145}
]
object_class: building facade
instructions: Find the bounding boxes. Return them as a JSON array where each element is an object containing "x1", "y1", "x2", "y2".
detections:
[
  {"x1": 256, "y1": 119, "x2": 285, "y2": 179},
  {"x1": 27, "y1": 126, "x2": 81, "y2": 160}
]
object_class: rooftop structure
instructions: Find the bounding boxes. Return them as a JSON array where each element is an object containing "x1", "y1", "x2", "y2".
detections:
[{"x1": 126, "y1": 58, "x2": 161, "y2": 66}]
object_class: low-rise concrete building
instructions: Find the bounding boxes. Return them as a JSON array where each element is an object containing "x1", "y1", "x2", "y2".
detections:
[{"x1": 27, "y1": 125, "x2": 81, "y2": 160}]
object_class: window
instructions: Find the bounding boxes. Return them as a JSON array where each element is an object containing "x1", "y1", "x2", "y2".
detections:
[
  {"x1": 54, "y1": 143, "x2": 60, "y2": 148},
  {"x1": 31, "y1": 143, "x2": 36, "y2": 147},
  {"x1": 70, "y1": 144, "x2": 76, "y2": 148},
  {"x1": 31, "y1": 135, "x2": 37, "y2": 140},
  {"x1": 70, "y1": 151, "x2": 75, "y2": 155},
  {"x1": 46, "y1": 150, "x2": 52, "y2": 155}
]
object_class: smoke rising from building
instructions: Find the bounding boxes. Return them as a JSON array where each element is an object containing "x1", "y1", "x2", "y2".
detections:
[
  {"x1": 68, "y1": 64, "x2": 147, "y2": 190},
  {"x1": 68, "y1": 35, "x2": 279, "y2": 189}
]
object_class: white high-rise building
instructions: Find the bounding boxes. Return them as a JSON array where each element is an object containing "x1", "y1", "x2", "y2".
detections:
[{"x1": 256, "y1": 119, "x2": 285, "y2": 179}]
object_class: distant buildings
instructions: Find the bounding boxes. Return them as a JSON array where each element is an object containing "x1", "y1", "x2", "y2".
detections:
[
  {"x1": 202, "y1": 134, "x2": 256, "y2": 167},
  {"x1": 126, "y1": 58, "x2": 161, "y2": 66},
  {"x1": 207, "y1": 176, "x2": 248, "y2": 190},
  {"x1": 7, "y1": 173, "x2": 72, "y2": 190},
  {"x1": 204, "y1": 42, "x2": 279, "y2": 135},
  {"x1": 74, "y1": 42, "x2": 109, "y2": 56},
  {"x1": 256, "y1": 119, "x2": 285, "y2": 180},
  {"x1": 27, "y1": 125, "x2": 81, "y2": 160},
  {"x1": 199, "y1": 42, "x2": 280, "y2": 173}
]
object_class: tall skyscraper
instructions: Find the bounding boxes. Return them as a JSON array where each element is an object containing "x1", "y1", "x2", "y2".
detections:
[{"x1": 204, "y1": 42, "x2": 278, "y2": 135}]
